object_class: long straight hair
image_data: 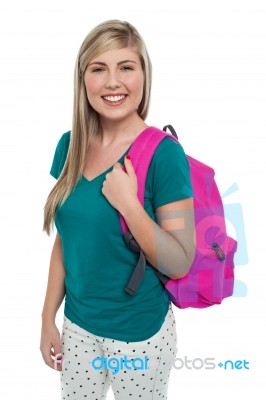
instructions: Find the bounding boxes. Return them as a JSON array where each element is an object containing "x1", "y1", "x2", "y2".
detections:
[{"x1": 43, "y1": 20, "x2": 152, "y2": 234}]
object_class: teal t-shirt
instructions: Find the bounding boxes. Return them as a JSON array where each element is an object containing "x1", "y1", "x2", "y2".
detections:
[{"x1": 50, "y1": 127, "x2": 193, "y2": 342}]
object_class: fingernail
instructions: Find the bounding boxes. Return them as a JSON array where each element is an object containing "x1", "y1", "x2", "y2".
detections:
[
  {"x1": 54, "y1": 353, "x2": 63, "y2": 370},
  {"x1": 126, "y1": 155, "x2": 130, "y2": 160}
]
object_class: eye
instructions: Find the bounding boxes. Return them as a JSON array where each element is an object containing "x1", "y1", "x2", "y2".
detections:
[
  {"x1": 91, "y1": 67, "x2": 105, "y2": 73},
  {"x1": 120, "y1": 65, "x2": 134, "y2": 71}
]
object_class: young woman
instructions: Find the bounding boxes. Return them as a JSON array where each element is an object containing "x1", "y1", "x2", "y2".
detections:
[{"x1": 40, "y1": 19, "x2": 195, "y2": 400}]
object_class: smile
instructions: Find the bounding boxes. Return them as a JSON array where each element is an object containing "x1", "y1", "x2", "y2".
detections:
[{"x1": 102, "y1": 95, "x2": 127, "y2": 103}]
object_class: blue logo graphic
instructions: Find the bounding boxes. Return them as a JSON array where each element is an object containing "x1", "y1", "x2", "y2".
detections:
[
  {"x1": 91, "y1": 355, "x2": 149, "y2": 375},
  {"x1": 222, "y1": 183, "x2": 249, "y2": 298},
  {"x1": 218, "y1": 359, "x2": 250, "y2": 370}
]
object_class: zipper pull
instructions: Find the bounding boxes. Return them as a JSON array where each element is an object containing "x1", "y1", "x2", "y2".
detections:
[{"x1": 212, "y1": 243, "x2": 225, "y2": 261}]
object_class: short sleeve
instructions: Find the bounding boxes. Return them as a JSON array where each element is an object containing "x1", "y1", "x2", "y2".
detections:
[
  {"x1": 147, "y1": 136, "x2": 193, "y2": 209},
  {"x1": 50, "y1": 131, "x2": 71, "y2": 179}
]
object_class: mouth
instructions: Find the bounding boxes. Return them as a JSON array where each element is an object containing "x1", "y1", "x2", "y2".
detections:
[{"x1": 102, "y1": 94, "x2": 127, "y2": 105}]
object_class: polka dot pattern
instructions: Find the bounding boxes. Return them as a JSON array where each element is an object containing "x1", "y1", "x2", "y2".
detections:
[{"x1": 60, "y1": 303, "x2": 177, "y2": 399}]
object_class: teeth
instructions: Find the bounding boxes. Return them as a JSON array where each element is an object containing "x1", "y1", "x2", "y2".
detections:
[{"x1": 103, "y1": 95, "x2": 126, "y2": 102}]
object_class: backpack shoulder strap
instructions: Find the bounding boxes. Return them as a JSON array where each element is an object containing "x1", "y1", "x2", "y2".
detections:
[
  {"x1": 119, "y1": 126, "x2": 178, "y2": 233},
  {"x1": 120, "y1": 125, "x2": 178, "y2": 295}
]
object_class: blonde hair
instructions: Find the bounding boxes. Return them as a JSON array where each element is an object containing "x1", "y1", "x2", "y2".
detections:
[{"x1": 43, "y1": 20, "x2": 152, "y2": 234}]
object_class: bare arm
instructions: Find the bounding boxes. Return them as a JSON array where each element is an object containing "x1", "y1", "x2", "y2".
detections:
[
  {"x1": 102, "y1": 155, "x2": 195, "y2": 280},
  {"x1": 121, "y1": 197, "x2": 196, "y2": 279},
  {"x1": 40, "y1": 233, "x2": 66, "y2": 370}
]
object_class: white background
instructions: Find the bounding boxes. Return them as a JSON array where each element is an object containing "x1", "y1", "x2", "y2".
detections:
[{"x1": 0, "y1": 0, "x2": 265, "y2": 399}]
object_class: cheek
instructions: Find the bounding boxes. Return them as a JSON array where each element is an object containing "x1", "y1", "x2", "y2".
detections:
[
  {"x1": 84, "y1": 76, "x2": 102, "y2": 96},
  {"x1": 126, "y1": 74, "x2": 144, "y2": 98}
]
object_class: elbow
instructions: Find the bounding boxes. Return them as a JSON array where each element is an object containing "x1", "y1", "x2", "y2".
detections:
[
  {"x1": 167, "y1": 266, "x2": 190, "y2": 280},
  {"x1": 167, "y1": 244, "x2": 196, "y2": 280}
]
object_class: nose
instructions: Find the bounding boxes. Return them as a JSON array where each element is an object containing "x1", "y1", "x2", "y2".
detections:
[{"x1": 104, "y1": 70, "x2": 121, "y2": 89}]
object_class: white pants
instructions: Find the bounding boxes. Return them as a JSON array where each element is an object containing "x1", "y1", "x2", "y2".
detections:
[{"x1": 60, "y1": 303, "x2": 177, "y2": 400}]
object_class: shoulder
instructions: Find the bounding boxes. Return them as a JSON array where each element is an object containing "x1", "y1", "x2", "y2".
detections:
[
  {"x1": 56, "y1": 131, "x2": 71, "y2": 153},
  {"x1": 52, "y1": 130, "x2": 71, "y2": 161},
  {"x1": 145, "y1": 130, "x2": 193, "y2": 208},
  {"x1": 150, "y1": 132, "x2": 188, "y2": 169},
  {"x1": 50, "y1": 131, "x2": 71, "y2": 179}
]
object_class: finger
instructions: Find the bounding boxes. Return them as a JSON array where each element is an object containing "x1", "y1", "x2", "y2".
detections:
[
  {"x1": 41, "y1": 342, "x2": 62, "y2": 371},
  {"x1": 112, "y1": 162, "x2": 123, "y2": 170},
  {"x1": 53, "y1": 351, "x2": 63, "y2": 371},
  {"x1": 124, "y1": 154, "x2": 135, "y2": 174},
  {"x1": 41, "y1": 346, "x2": 56, "y2": 370},
  {"x1": 53, "y1": 342, "x2": 63, "y2": 371}
]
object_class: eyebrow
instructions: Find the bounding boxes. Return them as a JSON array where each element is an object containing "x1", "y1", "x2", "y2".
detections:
[{"x1": 88, "y1": 60, "x2": 137, "y2": 66}]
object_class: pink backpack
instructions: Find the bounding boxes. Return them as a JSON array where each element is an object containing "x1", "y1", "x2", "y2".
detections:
[{"x1": 120, "y1": 125, "x2": 237, "y2": 309}]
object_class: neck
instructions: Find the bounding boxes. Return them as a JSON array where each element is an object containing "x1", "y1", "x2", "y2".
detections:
[{"x1": 97, "y1": 114, "x2": 148, "y2": 147}]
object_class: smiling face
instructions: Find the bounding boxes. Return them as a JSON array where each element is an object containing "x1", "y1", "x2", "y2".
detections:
[{"x1": 84, "y1": 47, "x2": 145, "y2": 125}]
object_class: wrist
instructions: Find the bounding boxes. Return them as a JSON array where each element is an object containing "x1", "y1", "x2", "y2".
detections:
[
  {"x1": 41, "y1": 310, "x2": 56, "y2": 324},
  {"x1": 119, "y1": 196, "x2": 142, "y2": 219}
]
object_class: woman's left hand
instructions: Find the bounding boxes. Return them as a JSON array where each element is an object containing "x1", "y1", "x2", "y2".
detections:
[{"x1": 101, "y1": 155, "x2": 139, "y2": 214}]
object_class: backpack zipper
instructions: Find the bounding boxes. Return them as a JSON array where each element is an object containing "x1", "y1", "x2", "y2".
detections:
[{"x1": 212, "y1": 243, "x2": 226, "y2": 261}]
